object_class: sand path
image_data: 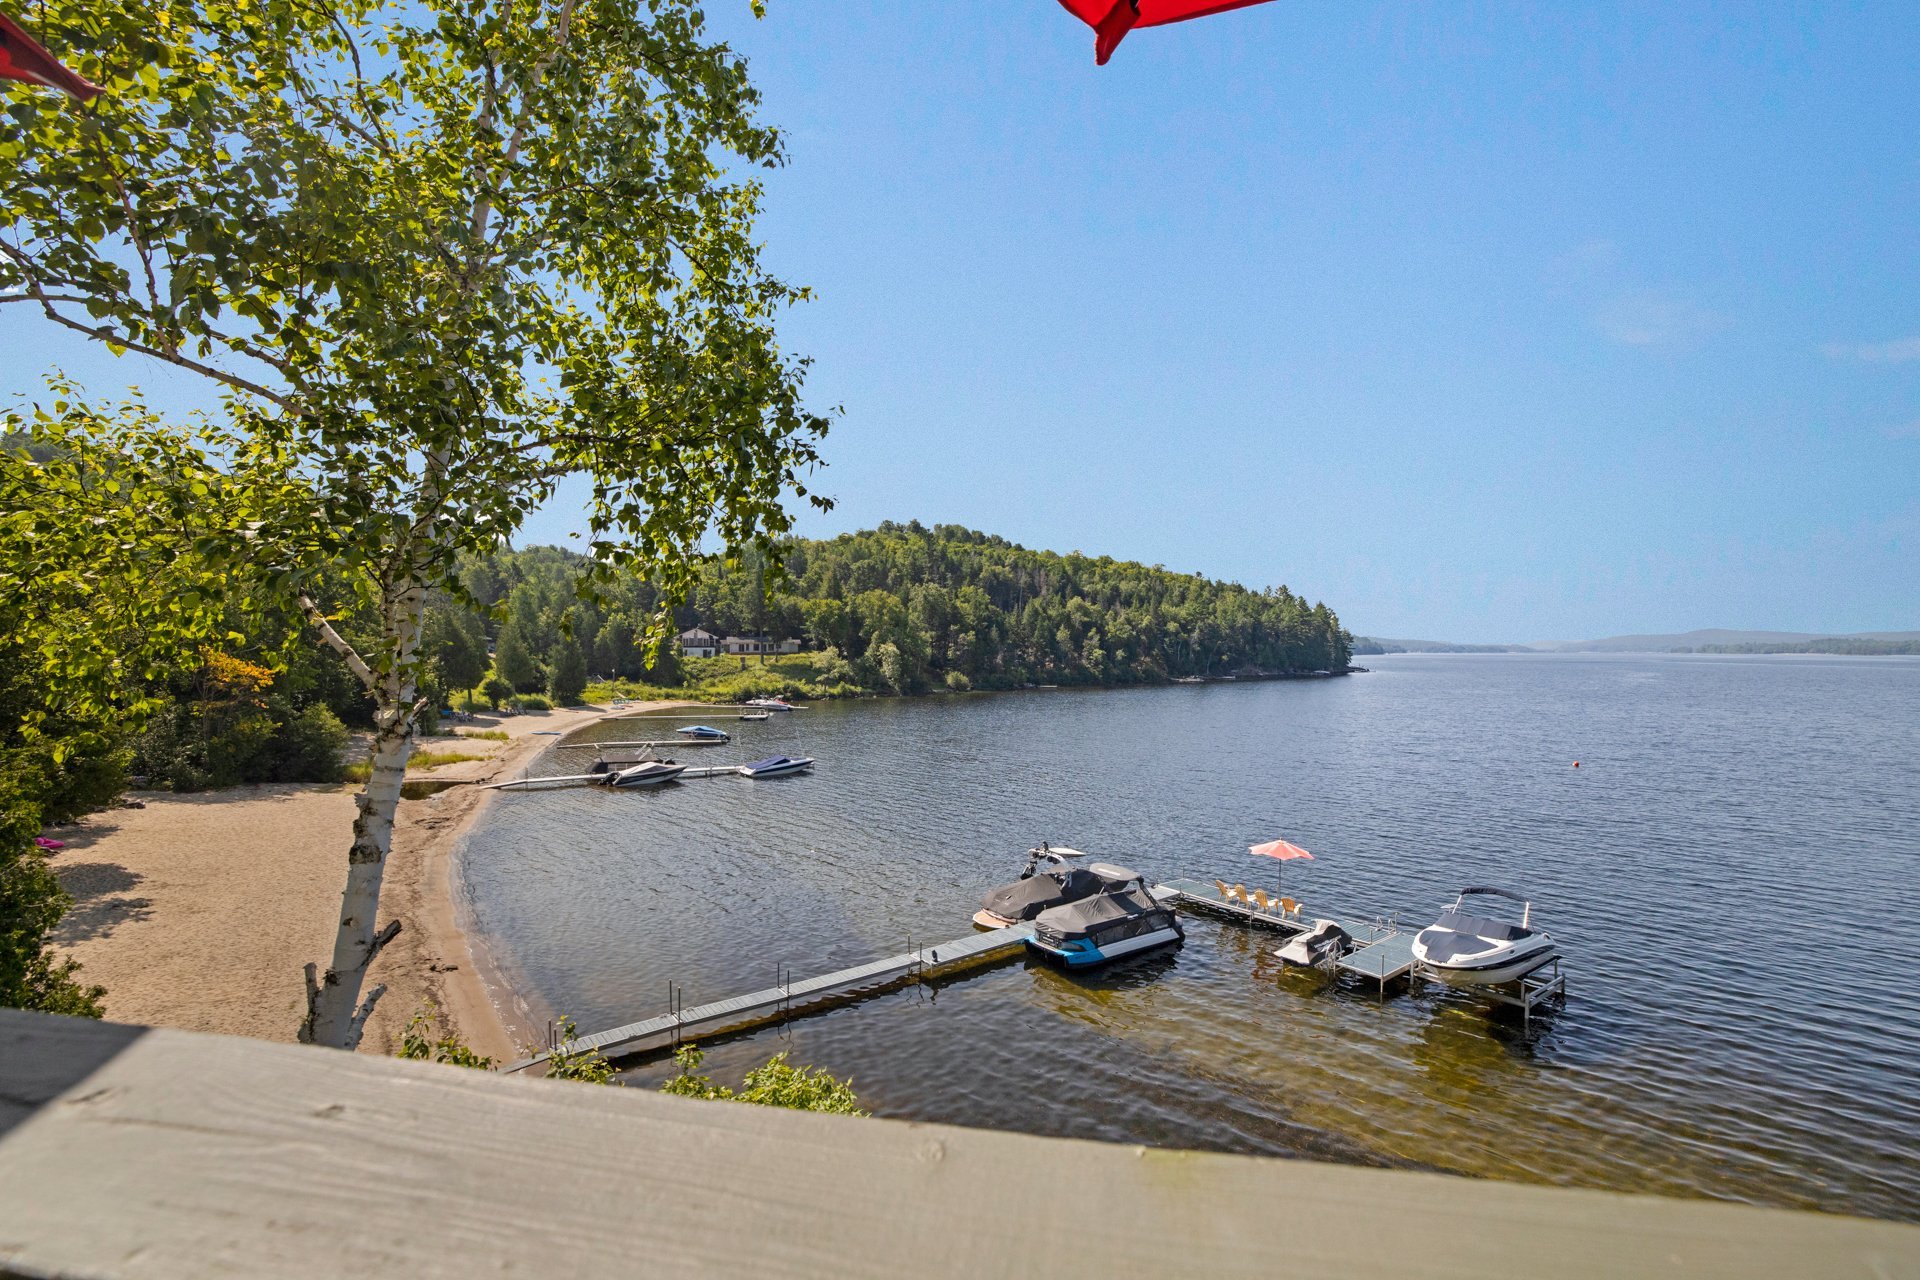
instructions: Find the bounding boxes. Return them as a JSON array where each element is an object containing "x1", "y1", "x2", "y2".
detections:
[{"x1": 47, "y1": 701, "x2": 690, "y2": 1062}]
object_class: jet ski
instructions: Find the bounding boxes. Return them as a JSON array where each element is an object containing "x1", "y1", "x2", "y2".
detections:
[
  {"x1": 1273, "y1": 919, "x2": 1352, "y2": 969},
  {"x1": 1411, "y1": 887, "x2": 1556, "y2": 986}
]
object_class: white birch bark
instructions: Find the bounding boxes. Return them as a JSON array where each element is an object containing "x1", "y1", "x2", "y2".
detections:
[{"x1": 300, "y1": 575, "x2": 428, "y2": 1049}]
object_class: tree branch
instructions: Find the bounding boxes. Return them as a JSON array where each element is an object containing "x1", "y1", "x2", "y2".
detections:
[{"x1": 298, "y1": 592, "x2": 378, "y2": 691}]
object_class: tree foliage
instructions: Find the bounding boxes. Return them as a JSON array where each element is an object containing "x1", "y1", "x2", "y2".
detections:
[
  {"x1": 2, "y1": 0, "x2": 829, "y2": 1046},
  {"x1": 0, "y1": 398, "x2": 238, "y2": 1015},
  {"x1": 661, "y1": 1045, "x2": 865, "y2": 1115},
  {"x1": 471, "y1": 522, "x2": 1351, "y2": 698}
]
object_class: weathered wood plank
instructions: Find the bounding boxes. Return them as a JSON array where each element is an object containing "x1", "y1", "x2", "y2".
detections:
[{"x1": 1, "y1": 1009, "x2": 1916, "y2": 1279}]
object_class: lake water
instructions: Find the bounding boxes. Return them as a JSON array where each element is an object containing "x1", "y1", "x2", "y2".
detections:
[{"x1": 459, "y1": 654, "x2": 1920, "y2": 1221}]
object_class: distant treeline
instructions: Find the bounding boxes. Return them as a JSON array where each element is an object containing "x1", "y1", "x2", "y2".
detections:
[
  {"x1": 1690, "y1": 639, "x2": 1920, "y2": 656},
  {"x1": 1350, "y1": 637, "x2": 1531, "y2": 655},
  {"x1": 463, "y1": 522, "x2": 1352, "y2": 696}
]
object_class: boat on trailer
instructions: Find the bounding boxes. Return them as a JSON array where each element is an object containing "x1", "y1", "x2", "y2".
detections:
[
  {"x1": 676, "y1": 724, "x2": 730, "y2": 741},
  {"x1": 1026, "y1": 866, "x2": 1184, "y2": 968},
  {"x1": 1411, "y1": 887, "x2": 1556, "y2": 986},
  {"x1": 738, "y1": 754, "x2": 813, "y2": 778},
  {"x1": 973, "y1": 845, "x2": 1110, "y2": 929}
]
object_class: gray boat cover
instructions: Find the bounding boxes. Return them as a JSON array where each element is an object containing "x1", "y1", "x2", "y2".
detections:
[
  {"x1": 1032, "y1": 887, "x2": 1161, "y2": 934},
  {"x1": 981, "y1": 868, "x2": 1108, "y2": 921}
]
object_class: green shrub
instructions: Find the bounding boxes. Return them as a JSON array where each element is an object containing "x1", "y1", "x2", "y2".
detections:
[
  {"x1": 944, "y1": 671, "x2": 972, "y2": 692},
  {"x1": 459, "y1": 729, "x2": 509, "y2": 741},
  {"x1": 269, "y1": 705, "x2": 348, "y2": 782},
  {"x1": 515, "y1": 694, "x2": 552, "y2": 712},
  {"x1": 398, "y1": 1002, "x2": 494, "y2": 1069},
  {"x1": 481, "y1": 676, "x2": 513, "y2": 709},
  {"x1": 541, "y1": 1016, "x2": 620, "y2": 1085},
  {"x1": 661, "y1": 1046, "x2": 864, "y2": 1114}
]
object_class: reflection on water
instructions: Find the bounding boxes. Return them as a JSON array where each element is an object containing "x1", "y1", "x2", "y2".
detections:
[{"x1": 459, "y1": 654, "x2": 1920, "y2": 1220}]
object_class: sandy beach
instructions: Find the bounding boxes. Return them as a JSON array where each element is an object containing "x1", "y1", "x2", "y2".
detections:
[{"x1": 46, "y1": 701, "x2": 690, "y2": 1063}]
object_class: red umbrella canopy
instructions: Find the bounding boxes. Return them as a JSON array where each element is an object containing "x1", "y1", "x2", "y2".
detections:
[
  {"x1": 1057, "y1": 0, "x2": 1277, "y2": 66},
  {"x1": 0, "y1": 10, "x2": 101, "y2": 102},
  {"x1": 1249, "y1": 838, "x2": 1313, "y2": 861}
]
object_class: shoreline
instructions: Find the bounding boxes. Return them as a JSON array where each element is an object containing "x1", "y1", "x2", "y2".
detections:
[{"x1": 46, "y1": 699, "x2": 701, "y2": 1063}]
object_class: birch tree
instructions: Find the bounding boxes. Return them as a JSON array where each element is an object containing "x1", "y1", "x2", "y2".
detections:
[{"x1": 1, "y1": 0, "x2": 829, "y2": 1047}]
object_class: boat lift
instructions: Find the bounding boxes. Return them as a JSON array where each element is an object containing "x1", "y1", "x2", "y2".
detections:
[{"x1": 1154, "y1": 878, "x2": 1566, "y2": 1024}]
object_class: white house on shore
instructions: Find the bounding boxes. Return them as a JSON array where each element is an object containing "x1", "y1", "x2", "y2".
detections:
[
  {"x1": 722, "y1": 634, "x2": 803, "y2": 657},
  {"x1": 677, "y1": 628, "x2": 721, "y2": 659},
  {"x1": 678, "y1": 629, "x2": 802, "y2": 660}
]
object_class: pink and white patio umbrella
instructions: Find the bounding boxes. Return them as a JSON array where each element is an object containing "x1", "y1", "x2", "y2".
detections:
[{"x1": 1249, "y1": 837, "x2": 1313, "y2": 898}]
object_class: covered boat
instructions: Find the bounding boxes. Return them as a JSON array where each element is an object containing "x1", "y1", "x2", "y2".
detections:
[
  {"x1": 676, "y1": 724, "x2": 730, "y2": 741},
  {"x1": 1273, "y1": 919, "x2": 1352, "y2": 969},
  {"x1": 973, "y1": 845, "x2": 1112, "y2": 929},
  {"x1": 1026, "y1": 866, "x2": 1184, "y2": 968},
  {"x1": 1411, "y1": 887, "x2": 1556, "y2": 986},
  {"x1": 739, "y1": 755, "x2": 813, "y2": 778}
]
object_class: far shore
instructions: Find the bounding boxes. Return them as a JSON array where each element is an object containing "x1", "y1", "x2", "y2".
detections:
[{"x1": 46, "y1": 699, "x2": 699, "y2": 1063}]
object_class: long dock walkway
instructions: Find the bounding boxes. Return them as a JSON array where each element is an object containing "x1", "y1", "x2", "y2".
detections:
[
  {"x1": 1155, "y1": 878, "x2": 1418, "y2": 994},
  {"x1": 504, "y1": 924, "x2": 1035, "y2": 1072}
]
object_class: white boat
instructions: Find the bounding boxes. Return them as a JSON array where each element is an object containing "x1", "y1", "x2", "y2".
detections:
[
  {"x1": 676, "y1": 724, "x2": 730, "y2": 741},
  {"x1": 737, "y1": 712, "x2": 772, "y2": 722},
  {"x1": 744, "y1": 698, "x2": 801, "y2": 712},
  {"x1": 1411, "y1": 887, "x2": 1557, "y2": 986},
  {"x1": 595, "y1": 760, "x2": 686, "y2": 787},
  {"x1": 738, "y1": 754, "x2": 813, "y2": 778}
]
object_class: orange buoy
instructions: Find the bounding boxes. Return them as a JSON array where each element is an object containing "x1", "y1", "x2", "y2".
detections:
[{"x1": 1572, "y1": 761, "x2": 1581, "y2": 768}]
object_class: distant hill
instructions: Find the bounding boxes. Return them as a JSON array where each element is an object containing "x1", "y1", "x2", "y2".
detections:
[
  {"x1": 1353, "y1": 629, "x2": 1920, "y2": 656},
  {"x1": 1535, "y1": 629, "x2": 1920, "y2": 654}
]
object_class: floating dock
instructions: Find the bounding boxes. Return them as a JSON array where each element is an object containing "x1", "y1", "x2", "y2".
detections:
[
  {"x1": 553, "y1": 738, "x2": 729, "y2": 750},
  {"x1": 1155, "y1": 878, "x2": 1419, "y2": 995},
  {"x1": 485, "y1": 763, "x2": 755, "y2": 790},
  {"x1": 504, "y1": 924, "x2": 1035, "y2": 1072}
]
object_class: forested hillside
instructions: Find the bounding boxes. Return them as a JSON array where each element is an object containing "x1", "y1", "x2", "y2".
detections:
[{"x1": 462, "y1": 522, "x2": 1351, "y2": 697}]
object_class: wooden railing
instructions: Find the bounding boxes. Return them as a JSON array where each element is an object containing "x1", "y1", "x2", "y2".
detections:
[{"x1": 1, "y1": 1007, "x2": 1915, "y2": 1278}]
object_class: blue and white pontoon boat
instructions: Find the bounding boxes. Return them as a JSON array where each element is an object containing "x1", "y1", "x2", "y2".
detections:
[
  {"x1": 1026, "y1": 865, "x2": 1184, "y2": 968},
  {"x1": 676, "y1": 724, "x2": 731, "y2": 741},
  {"x1": 738, "y1": 755, "x2": 813, "y2": 778},
  {"x1": 1411, "y1": 887, "x2": 1556, "y2": 986}
]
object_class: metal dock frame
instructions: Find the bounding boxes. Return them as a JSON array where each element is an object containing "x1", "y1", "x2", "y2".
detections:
[
  {"x1": 504, "y1": 924, "x2": 1036, "y2": 1073},
  {"x1": 1417, "y1": 956, "x2": 1568, "y2": 1032},
  {"x1": 1154, "y1": 879, "x2": 1420, "y2": 996}
]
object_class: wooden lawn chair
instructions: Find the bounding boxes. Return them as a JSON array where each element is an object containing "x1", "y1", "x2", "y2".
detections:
[{"x1": 1280, "y1": 896, "x2": 1302, "y2": 919}]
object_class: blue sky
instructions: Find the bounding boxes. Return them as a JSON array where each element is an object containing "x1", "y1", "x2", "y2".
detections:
[{"x1": 19, "y1": 2, "x2": 1919, "y2": 641}]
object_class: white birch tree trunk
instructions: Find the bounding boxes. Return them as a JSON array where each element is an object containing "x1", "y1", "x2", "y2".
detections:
[{"x1": 300, "y1": 575, "x2": 428, "y2": 1049}]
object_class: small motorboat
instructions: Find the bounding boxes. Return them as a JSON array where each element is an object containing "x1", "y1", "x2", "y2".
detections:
[
  {"x1": 737, "y1": 712, "x2": 772, "y2": 722},
  {"x1": 1273, "y1": 919, "x2": 1352, "y2": 969},
  {"x1": 738, "y1": 755, "x2": 813, "y2": 778},
  {"x1": 1026, "y1": 866, "x2": 1184, "y2": 968},
  {"x1": 1411, "y1": 887, "x2": 1556, "y2": 986},
  {"x1": 973, "y1": 845, "x2": 1114, "y2": 929},
  {"x1": 744, "y1": 698, "x2": 801, "y2": 712},
  {"x1": 594, "y1": 759, "x2": 686, "y2": 787},
  {"x1": 676, "y1": 724, "x2": 730, "y2": 741}
]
